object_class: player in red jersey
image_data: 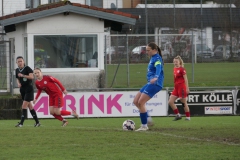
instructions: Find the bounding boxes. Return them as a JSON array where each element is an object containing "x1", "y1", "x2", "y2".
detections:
[
  {"x1": 168, "y1": 56, "x2": 190, "y2": 121},
  {"x1": 33, "y1": 68, "x2": 79, "y2": 127}
]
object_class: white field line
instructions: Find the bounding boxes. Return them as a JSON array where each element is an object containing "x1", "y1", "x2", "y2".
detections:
[
  {"x1": 71, "y1": 126, "x2": 240, "y2": 146},
  {"x1": 2, "y1": 123, "x2": 239, "y2": 146},
  {"x1": 149, "y1": 132, "x2": 240, "y2": 146},
  {"x1": 52, "y1": 126, "x2": 240, "y2": 146}
]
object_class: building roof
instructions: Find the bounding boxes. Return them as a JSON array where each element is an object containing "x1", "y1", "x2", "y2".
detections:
[{"x1": 0, "y1": 1, "x2": 139, "y2": 28}]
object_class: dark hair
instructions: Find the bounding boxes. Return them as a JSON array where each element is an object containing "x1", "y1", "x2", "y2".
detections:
[
  {"x1": 16, "y1": 56, "x2": 25, "y2": 67},
  {"x1": 34, "y1": 68, "x2": 41, "y2": 72},
  {"x1": 16, "y1": 56, "x2": 24, "y2": 60},
  {"x1": 147, "y1": 42, "x2": 164, "y2": 64}
]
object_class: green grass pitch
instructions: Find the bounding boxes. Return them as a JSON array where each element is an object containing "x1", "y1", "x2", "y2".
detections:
[
  {"x1": 106, "y1": 62, "x2": 240, "y2": 88},
  {"x1": 0, "y1": 116, "x2": 239, "y2": 160}
]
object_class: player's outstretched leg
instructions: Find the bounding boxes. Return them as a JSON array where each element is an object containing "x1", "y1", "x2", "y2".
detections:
[
  {"x1": 62, "y1": 119, "x2": 68, "y2": 127},
  {"x1": 147, "y1": 113, "x2": 154, "y2": 126},
  {"x1": 15, "y1": 122, "x2": 23, "y2": 127},
  {"x1": 72, "y1": 110, "x2": 79, "y2": 120},
  {"x1": 173, "y1": 114, "x2": 182, "y2": 121},
  {"x1": 135, "y1": 112, "x2": 149, "y2": 131},
  {"x1": 60, "y1": 110, "x2": 79, "y2": 119}
]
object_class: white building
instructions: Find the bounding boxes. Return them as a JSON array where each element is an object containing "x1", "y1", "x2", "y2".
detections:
[{"x1": 0, "y1": 1, "x2": 138, "y2": 93}]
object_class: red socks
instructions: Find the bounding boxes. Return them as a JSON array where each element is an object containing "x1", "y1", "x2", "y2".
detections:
[
  {"x1": 185, "y1": 112, "x2": 190, "y2": 118},
  {"x1": 174, "y1": 109, "x2": 190, "y2": 117},
  {"x1": 53, "y1": 114, "x2": 63, "y2": 121},
  {"x1": 60, "y1": 110, "x2": 71, "y2": 116},
  {"x1": 173, "y1": 108, "x2": 179, "y2": 114},
  {"x1": 52, "y1": 111, "x2": 71, "y2": 121}
]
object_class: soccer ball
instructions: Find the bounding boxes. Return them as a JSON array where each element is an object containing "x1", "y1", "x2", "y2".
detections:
[{"x1": 122, "y1": 119, "x2": 135, "y2": 131}]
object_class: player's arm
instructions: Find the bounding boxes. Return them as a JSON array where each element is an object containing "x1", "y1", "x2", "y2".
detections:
[
  {"x1": 150, "y1": 60, "x2": 162, "y2": 84},
  {"x1": 25, "y1": 67, "x2": 34, "y2": 79},
  {"x1": 33, "y1": 85, "x2": 42, "y2": 104},
  {"x1": 18, "y1": 66, "x2": 34, "y2": 79},
  {"x1": 16, "y1": 78, "x2": 21, "y2": 88},
  {"x1": 183, "y1": 74, "x2": 190, "y2": 94},
  {"x1": 21, "y1": 73, "x2": 34, "y2": 80},
  {"x1": 15, "y1": 70, "x2": 21, "y2": 87},
  {"x1": 49, "y1": 76, "x2": 66, "y2": 93}
]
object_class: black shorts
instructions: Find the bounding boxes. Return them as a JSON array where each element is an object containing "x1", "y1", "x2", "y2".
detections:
[{"x1": 20, "y1": 85, "x2": 34, "y2": 102}]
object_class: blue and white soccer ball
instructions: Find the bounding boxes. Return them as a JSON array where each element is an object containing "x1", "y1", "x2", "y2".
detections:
[{"x1": 122, "y1": 119, "x2": 135, "y2": 131}]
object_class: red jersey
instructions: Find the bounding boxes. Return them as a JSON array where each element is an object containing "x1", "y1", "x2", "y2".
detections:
[
  {"x1": 35, "y1": 75, "x2": 65, "y2": 100},
  {"x1": 174, "y1": 67, "x2": 186, "y2": 84}
]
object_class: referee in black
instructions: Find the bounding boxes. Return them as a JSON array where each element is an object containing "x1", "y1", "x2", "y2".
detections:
[{"x1": 15, "y1": 56, "x2": 40, "y2": 127}]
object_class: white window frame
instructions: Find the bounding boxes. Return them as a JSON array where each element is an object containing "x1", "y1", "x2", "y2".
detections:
[{"x1": 27, "y1": 33, "x2": 103, "y2": 73}]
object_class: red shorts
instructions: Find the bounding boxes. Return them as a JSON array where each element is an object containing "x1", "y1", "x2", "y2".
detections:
[
  {"x1": 49, "y1": 94, "x2": 64, "y2": 108},
  {"x1": 171, "y1": 83, "x2": 187, "y2": 99}
]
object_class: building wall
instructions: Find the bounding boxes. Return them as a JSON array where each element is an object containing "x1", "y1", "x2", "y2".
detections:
[
  {"x1": 6, "y1": 13, "x2": 106, "y2": 93},
  {"x1": 6, "y1": 23, "x2": 26, "y2": 65},
  {"x1": 5, "y1": 23, "x2": 26, "y2": 92},
  {"x1": 27, "y1": 13, "x2": 104, "y2": 34}
]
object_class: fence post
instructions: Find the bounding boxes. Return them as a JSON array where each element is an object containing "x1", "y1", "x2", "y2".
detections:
[
  {"x1": 165, "y1": 87, "x2": 169, "y2": 116},
  {"x1": 191, "y1": 33, "x2": 194, "y2": 83},
  {"x1": 104, "y1": 35, "x2": 107, "y2": 87},
  {"x1": 126, "y1": 34, "x2": 129, "y2": 87},
  {"x1": 233, "y1": 86, "x2": 238, "y2": 115}
]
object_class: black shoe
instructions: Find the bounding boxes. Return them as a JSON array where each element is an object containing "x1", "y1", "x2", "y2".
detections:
[
  {"x1": 15, "y1": 122, "x2": 23, "y2": 127},
  {"x1": 173, "y1": 115, "x2": 182, "y2": 121},
  {"x1": 34, "y1": 123, "x2": 41, "y2": 127}
]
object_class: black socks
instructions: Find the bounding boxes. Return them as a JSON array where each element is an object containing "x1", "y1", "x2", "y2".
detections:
[
  {"x1": 20, "y1": 109, "x2": 27, "y2": 125},
  {"x1": 30, "y1": 109, "x2": 39, "y2": 124}
]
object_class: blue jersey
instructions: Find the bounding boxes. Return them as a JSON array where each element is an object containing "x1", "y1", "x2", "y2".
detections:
[{"x1": 146, "y1": 53, "x2": 164, "y2": 87}]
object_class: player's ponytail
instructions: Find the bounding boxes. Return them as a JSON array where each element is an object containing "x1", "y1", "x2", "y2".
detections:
[{"x1": 174, "y1": 55, "x2": 184, "y2": 67}]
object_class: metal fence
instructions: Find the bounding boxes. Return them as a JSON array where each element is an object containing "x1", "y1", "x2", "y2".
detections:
[
  {"x1": 0, "y1": 41, "x2": 11, "y2": 93},
  {"x1": 104, "y1": 34, "x2": 240, "y2": 88}
]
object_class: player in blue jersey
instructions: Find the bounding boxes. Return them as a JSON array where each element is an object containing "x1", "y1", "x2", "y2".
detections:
[{"x1": 133, "y1": 42, "x2": 164, "y2": 131}]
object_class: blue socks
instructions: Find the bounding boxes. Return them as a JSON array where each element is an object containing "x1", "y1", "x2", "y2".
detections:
[{"x1": 140, "y1": 112, "x2": 148, "y2": 125}]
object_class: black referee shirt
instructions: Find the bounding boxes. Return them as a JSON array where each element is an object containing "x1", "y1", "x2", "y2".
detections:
[{"x1": 15, "y1": 66, "x2": 33, "y2": 87}]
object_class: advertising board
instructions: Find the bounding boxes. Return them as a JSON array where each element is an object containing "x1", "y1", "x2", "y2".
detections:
[
  {"x1": 28, "y1": 91, "x2": 167, "y2": 118},
  {"x1": 168, "y1": 91, "x2": 234, "y2": 115}
]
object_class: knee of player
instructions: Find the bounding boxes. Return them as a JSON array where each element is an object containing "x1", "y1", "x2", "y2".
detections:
[
  {"x1": 138, "y1": 100, "x2": 146, "y2": 107},
  {"x1": 133, "y1": 100, "x2": 138, "y2": 106},
  {"x1": 50, "y1": 111, "x2": 55, "y2": 115},
  {"x1": 168, "y1": 99, "x2": 174, "y2": 105}
]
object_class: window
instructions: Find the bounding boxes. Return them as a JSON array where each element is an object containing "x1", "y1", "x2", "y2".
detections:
[
  {"x1": 86, "y1": 0, "x2": 103, "y2": 8},
  {"x1": 26, "y1": 0, "x2": 41, "y2": 9},
  {"x1": 34, "y1": 35, "x2": 98, "y2": 68},
  {"x1": 48, "y1": 0, "x2": 60, "y2": 3}
]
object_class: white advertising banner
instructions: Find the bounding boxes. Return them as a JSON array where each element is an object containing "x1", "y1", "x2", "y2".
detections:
[
  {"x1": 28, "y1": 91, "x2": 167, "y2": 118},
  {"x1": 204, "y1": 106, "x2": 232, "y2": 114}
]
